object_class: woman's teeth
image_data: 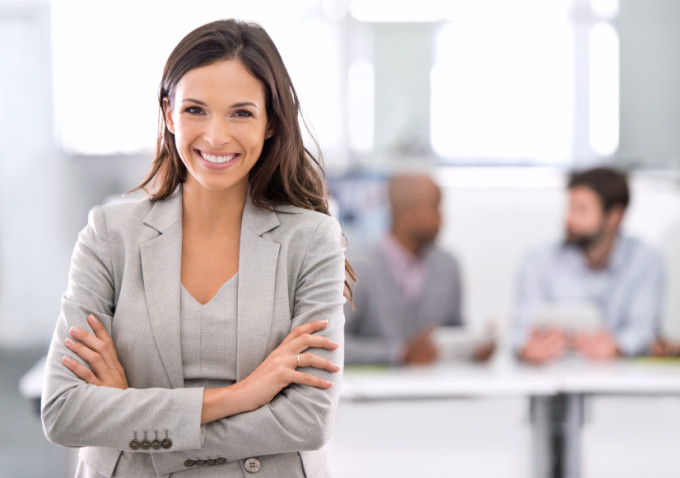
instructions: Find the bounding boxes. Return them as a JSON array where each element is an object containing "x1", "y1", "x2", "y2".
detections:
[{"x1": 200, "y1": 151, "x2": 237, "y2": 164}]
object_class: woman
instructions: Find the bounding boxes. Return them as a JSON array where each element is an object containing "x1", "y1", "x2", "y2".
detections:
[{"x1": 41, "y1": 19, "x2": 352, "y2": 478}]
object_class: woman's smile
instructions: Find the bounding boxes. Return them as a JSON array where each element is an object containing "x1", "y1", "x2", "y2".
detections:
[
  {"x1": 195, "y1": 149, "x2": 241, "y2": 169},
  {"x1": 164, "y1": 59, "x2": 270, "y2": 192}
]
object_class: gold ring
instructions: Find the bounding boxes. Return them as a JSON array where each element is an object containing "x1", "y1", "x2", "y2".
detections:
[{"x1": 297, "y1": 354, "x2": 301, "y2": 368}]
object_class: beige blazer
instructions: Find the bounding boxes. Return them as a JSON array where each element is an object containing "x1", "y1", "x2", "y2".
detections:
[{"x1": 41, "y1": 187, "x2": 346, "y2": 478}]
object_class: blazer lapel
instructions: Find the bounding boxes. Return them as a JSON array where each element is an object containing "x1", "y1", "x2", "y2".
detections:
[
  {"x1": 140, "y1": 189, "x2": 184, "y2": 389},
  {"x1": 236, "y1": 195, "x2": 281, "y2": 381}
]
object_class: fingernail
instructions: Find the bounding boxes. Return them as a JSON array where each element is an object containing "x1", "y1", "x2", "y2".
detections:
[
  {"x1": 331, "y1": 342, "x2": 339, "y2": 350},
  {"x1": 70, "y1": 326, "x2": 82, "y2": 335},
  {"x1": 331, "y1": 363, "x2": 340, "y2": 371},
  {"x1": 63, "y1": 355, "x2": 72, "y2": 364},
  {"x1": 88, "y1": 315, "x2": 98, "y2": 324},
  {"x1": 325, "y1": 380, "x2": 334, "y2": 387},
  {"x1": 65, "y1": 338, "x2": 75, "y2": 346},
  {"x1": 318, "y1": 320, "x2": 328, "y2": 326}
]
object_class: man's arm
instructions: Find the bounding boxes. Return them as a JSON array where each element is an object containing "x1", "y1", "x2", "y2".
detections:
[
  {"x1": 514, "y1": 251, "x2": 568, "y2": 362},
  {"x1": 615, "y1": 253, "x2": 665, "y2": 356}
]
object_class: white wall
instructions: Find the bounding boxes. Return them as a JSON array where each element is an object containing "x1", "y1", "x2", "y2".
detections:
[{"x1": 0, "y1": 3, "x2": 150, "y2": 348}]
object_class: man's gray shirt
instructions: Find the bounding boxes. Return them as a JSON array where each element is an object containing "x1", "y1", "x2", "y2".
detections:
[{"x1": 344, "y1": 244, "x2": 463, "y2": 364}]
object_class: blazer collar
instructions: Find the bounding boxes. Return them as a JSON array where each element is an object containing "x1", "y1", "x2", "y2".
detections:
[
  {"x1": 235, "y1": 188, "x2": 281, "y2": 380},
  {"x1": 142, "y1": 185, "x2": 281, "y2": 237},
  {"x1": 241, "y1": 188, "x2": 281, "y2": 237},
  {"x1": 142, "y1": 187, "x2": 182, "y2": 234},
  {"x1": 140, "y1": 185, "x2": 282, "y2": 386}
]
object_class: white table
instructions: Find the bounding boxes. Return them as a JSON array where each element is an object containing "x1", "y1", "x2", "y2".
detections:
[
  {"x1": 339, "y1": 357, "x2": 680, "y2": 478},
  {"x1": 543, "y1": 358, "x2": 680, "y2": 478},
  {"x1": 21, "y1": 355, "x2": 680, "y2": 478},
  {"x1": 341, "y1": 360, "x2": 558, "y2": 400}
]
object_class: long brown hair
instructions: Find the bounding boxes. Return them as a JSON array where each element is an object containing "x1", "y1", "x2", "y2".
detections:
[{"x1": 133, "y1": 19, "x2": 354, "y2": 302}]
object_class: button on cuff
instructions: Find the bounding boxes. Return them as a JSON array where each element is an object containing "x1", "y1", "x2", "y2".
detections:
[{"x1": 245, "y1": 457, "x2": 261, "y2": 473}]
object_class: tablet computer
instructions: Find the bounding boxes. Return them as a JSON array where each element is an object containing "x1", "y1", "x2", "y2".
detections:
[
  {"x1": 533, "y1": 301, "x2": 604, "y2": 333},
  {"x1": 433, "y1": 326, "x2": 495, "y2": 361}
]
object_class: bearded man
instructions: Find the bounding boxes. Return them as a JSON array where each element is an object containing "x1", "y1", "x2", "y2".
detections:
[{"x1": 513, "y1": 167, "x2": 664, "y2": 363}]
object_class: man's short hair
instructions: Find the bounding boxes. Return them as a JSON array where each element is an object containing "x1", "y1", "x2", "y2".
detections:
[{"x1": 568, "y1": 167, "x2": 630, "y2": 212}]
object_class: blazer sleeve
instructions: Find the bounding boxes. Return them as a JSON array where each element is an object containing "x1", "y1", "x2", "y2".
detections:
[
  {"x1": 151, "y1": 214, "x2": 347, "y2": 475},
  {"x1": 41, "y1": 206, "x2": 205, "y2": 452}
]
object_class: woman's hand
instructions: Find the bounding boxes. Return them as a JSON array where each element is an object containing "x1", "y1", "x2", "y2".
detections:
[
  {"x1": 62, "y1": 314, "x2": 129, "y2": 389},
  {"x1": 202, "y1": 319, "x2": 340, "y2": 424},
  {"x1": 242, "y1": 319, "x2": 340, "y2": 406}
]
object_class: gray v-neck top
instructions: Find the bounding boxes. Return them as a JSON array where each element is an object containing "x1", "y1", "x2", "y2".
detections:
[{"x1": 180, "y1": 273, "x2": 238, "y2": 383}]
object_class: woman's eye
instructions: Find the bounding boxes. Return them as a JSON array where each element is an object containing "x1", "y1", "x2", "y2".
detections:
[
  {"x1": 234, "y1": 110, "x2": 253, "y2": 118},
  {"x1": 184, "y1": 106, "x2": 203, "y2": 115}
]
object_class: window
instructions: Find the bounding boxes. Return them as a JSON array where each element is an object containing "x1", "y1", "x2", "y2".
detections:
[{"x1": 50, "y1": 0, "x2": 345, "y2": 167}]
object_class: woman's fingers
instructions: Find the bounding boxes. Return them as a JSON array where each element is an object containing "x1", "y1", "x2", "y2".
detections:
[
  {"x1": 62, "y1": 355, "x2": 100, "y2": 385},
  {"x1": 280, "y1": 320, "x2": 328, "y2": 346},
  {"x1": 291, "y1": 370, "x2": 334, "y2": 389},
  {"x1": 64, "y1": 336, "x2": 107, "y2": 376},
  {"x1": 69, "y1": 315, "x2": 117, "y2": 370},
  {"x1": 296, "y1": 352, "x2": 341, "y2": 373},
  {"x1": 63, "y1": 314, "x2": 129, "y2": 389},
  {"x1": 292, "y1": 333, "x2": 339, "y2": 353}
]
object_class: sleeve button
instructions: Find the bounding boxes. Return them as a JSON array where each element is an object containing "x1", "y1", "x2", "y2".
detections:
[
  {"x1": 184, "y1": 460, "x2": 195, "y2": 467},
  {"x1": 244, "y1": 457, "x2": 261, "y2": 473},
  {"x1": 129, "y1": 440, "x2": 140, "y2": 450},
  {"x1": 161, "y1": 438, "x2": 173, "y2": 449},
  {"x1": 151, "y1": 439, "x2": 162, "y2": 450}
]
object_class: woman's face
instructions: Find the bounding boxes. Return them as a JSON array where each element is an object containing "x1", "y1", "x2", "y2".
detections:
[{"x1": 164, "y1": 59, "x2": 270, "y2": 194}]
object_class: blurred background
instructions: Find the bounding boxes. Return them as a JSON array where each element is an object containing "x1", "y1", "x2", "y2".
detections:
[{"x1": 2, "y1": 0, "x2": 680, "y2": 477}]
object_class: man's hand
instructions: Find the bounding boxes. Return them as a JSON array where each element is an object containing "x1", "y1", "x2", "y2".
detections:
[
  {"x1": 472, "y1": 341, "x2": 496, "y2": 362},
  {"x1": 520, "y1": 328, "x2": 568, "y2": 364},
  {"x1": 403, "y1": 326, "x2": 439, "y2": 364},
  {"x1": 572, "y1": 330, "x2": 620, "y2": 360},
  {"x1": 650, "y1": 337, "x2": 680, "y2": 357}
]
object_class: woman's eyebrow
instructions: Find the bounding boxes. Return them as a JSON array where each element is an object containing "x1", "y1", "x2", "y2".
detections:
[
  {"x1": 231, "y1": 101, "x2": 259, "y2": 109},
  {"x1": 181, "y1": 98, "x2": 259, "y2": 109},
  {"x1": 182, "y1": 98, "x2": 207, "y2": 105}
]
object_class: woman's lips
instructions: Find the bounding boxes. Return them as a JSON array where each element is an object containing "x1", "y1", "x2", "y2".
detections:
[
  {"x1": 195, "y1": 149, "x2": 241, "y2": 170},
  {"x1": 198, "y1": 150, "x2": 238, "y2": 164}
]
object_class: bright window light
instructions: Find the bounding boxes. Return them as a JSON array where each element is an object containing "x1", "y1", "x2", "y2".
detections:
[
  {"x1": 347, "y1": 59, "x2": 375, "y2": 153},
  {"x1": 349, "y1": 0, "x2": 573, "y2": 23},
  {"x1": 591, "y1": 0, "x2": 619, "y2": 19},
  {"x1": 349, "y1": 0, "x2": 446, "y2": 22},
  {"x1": 431, "y1": 18, "x2": 574, "y2": 163},
  {"x1": 51, "y1": 0, "x2": 340, "y2": 157},
  {"x1": 589, "y1": 22, "x2": 619, "y2": 157}
]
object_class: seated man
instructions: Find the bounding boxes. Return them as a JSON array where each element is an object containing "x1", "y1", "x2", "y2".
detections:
[
  {"x1": 513, "y1": 167, "x2": 664, "y2": 363},
  {"x1": 344, "y1": 173, "x2": 490, "y2": 365}
]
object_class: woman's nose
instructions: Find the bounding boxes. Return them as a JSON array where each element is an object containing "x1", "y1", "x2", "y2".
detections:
[{"x1": 204, "y1": 117, "x2": 231, "y2": 146}]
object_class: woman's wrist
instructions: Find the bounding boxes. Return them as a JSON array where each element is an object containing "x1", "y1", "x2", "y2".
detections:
[{"x1": 201, "y1": 382, "x2": 255, "y2": 425}]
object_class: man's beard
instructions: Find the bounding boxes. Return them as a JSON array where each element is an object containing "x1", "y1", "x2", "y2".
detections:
[{"x1": 565, "y1": 226, "x2": 605, "y2": 251}]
